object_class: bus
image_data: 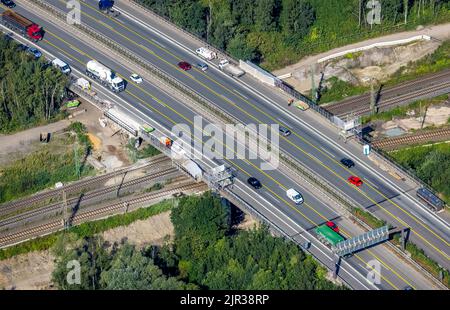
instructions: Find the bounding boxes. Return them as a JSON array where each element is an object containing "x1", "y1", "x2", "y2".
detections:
[{"x1": 416, "y1": 187, "x2": 444, "y2": 212}]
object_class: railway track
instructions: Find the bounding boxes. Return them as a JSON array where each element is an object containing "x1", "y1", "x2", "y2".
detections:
[
  {"x1": 324, "y1": 69, "x2": 450, "y2": 117},
  {"x1": 0, "y1": 182, "x2": 207, "y2": 248},
  {"x1": 0, "y1": 155, "x2": 171, "y2": 217},
  {"x1": 371, "y1": 128, "x2": 450, "y2": 150},
  {"x1": 0, "y1": 167, "x2": 183, "y2": 229}
]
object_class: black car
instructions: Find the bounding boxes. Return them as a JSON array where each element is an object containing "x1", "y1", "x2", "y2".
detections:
[
  {"x1": 279, "y1": 126, "x2": 291, "y2": 136},
  {"x1": 1, "y1": 0, "x2": 16, "y2": 8},
  {"x1": 340, "y1": 158, "x2": 355, "y2": 168},
  {"x1": 247, "y1": 177, "x2": 262, "y2": 189}
]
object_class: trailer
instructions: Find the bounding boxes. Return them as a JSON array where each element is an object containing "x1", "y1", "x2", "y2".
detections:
[
  {"x1": 86, "y1": 60, "x2": 125, "y2": 92},
  {"x1": 315, "y1": 224, "x2": 345, "y2": 247},
  {"x1": 196, "y1": 47, "x2": 217, "y2": 60},
  {"x1": 218, "y1": 59, "x2": 245, "y2": 77},
  {"x1": 0, "y1": 10, "x2": 43, "y2": 42}
]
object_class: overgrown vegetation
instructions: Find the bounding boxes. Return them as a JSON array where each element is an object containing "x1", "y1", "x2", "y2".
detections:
[
  {"x1": 48, "y1": 193, "x2": 344, "y2": 290},
  {"x1": 387, "y1": 40, "x2": 450, "y2": 86},
  {"x1": 127, "y1": 138, "x2": 161, "y2": 162},
  {"x1": 0, "y1": 199, "x2": 175, "y2": 261},
  {"x1": 319, "y1": 77, "x2": 369, "y2": 104},
  {"x1": 319, "y1": 40, "x2": 450, "y2": 104},
  {"x1": 392, "y1": 235, "x2": 450, "y2": 287},
  {"x1": 362, "y1": 94, "x2": 449, "y2": 124},
  {"x1": 0, "y1": 34, "x2": 69, "y2": 133},
  {"x1": 389, "y1": 143, "x2": 450, "y2": 204},
  {"x1": 352, "y1": 208, "x2": 387, "y2": 228},
  {"x1": 136, "y1": 0, "x2": 450, "y2": 70},
  {"x1": 0, "y1": 122, "x2": 93, "y2": 204}
]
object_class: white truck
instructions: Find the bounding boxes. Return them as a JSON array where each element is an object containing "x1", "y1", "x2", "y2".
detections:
[
  {"x1": 85, "y1": 60, "x2": 125, "y2": 92},
  {"x1": 52, "y1": 58, "x2": 71, "y2": 74},
  {"x1": 196, "y1": 47, "x2": 217, "y2": 60},
  {"x1": 218, "y1": 59, "x2": 245, "y2": 77}
]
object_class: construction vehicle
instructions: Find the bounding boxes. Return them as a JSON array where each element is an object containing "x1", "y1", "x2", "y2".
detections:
[
  {"x1": 85, "y1": 60, "x2": 125, "y2": 92},
  {"x1": 159, "y1": 136, "x2": 173, "y2": 148},
  {"x1": 218, "y1": 59, "x2": 245, "y2": 77},
  {"x1": 295, "y1": 100, "x2": 310, "y2": 111},
  {"x1": 315, "y1": 224, "x2": 345, "y2": 247},
  {"x1": 76, "y1": 78, "x2": 91, "y2": 90},
  {"x1": 196, "y1": 47, "x2": 217, "y2": 60},
  {"x1": 0, "y1": 10, "x2": 43, "y2": 42}
]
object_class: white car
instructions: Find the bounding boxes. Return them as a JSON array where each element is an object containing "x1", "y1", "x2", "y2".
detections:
[
  {"x1": 286, "y1": 188, "x2": 304, "y2": 205},
  {"x1": 130, "y1": 73, "x2": 143, "y2": 84}
]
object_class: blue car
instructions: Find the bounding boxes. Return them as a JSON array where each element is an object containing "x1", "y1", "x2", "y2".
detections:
[
  {"x1": 1, "y1": 0, "x2": 16, "y2": 8},
  {"x1": 197, "y1": 62, "x2": 208, "y2": 71},
  {"x1": 27, "y1": 47, "x2": 42, "y2": 59}
]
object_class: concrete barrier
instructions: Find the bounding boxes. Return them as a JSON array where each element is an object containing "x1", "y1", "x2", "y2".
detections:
[{"x1": 318, "y1": 35, "x2": 432, "y2": 63}]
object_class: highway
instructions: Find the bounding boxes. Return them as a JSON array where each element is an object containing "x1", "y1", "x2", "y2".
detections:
[
  {"x1": 0, "y1": 0, "x2": 447, "y2": 289},
  {"x1": 52, "y1": 0, "x2": 450, "y2": 270}
]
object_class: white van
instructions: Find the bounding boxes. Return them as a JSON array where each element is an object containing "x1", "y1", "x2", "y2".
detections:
[
  {"x1": 286, "y1": 188, "x2": 304, "y2": 204},
  {"x1": 52, "y1": 58, "x2": 71, "y2": 74}
]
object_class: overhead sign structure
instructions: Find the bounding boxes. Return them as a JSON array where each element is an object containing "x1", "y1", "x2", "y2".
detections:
[{"x1": 333, "y1": 225, "x2": 390, "y2": 257}]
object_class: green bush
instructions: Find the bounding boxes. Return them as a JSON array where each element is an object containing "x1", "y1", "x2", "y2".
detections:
[
  {"x1": 389, "y1": 143, "x2": 450, "y2": 204},
  {"x1": 0, "y1": 199, "x2": 175, "y2": 261},
  {"x1": 135, "y1": 0, "x2": 450, "y2": 70}
]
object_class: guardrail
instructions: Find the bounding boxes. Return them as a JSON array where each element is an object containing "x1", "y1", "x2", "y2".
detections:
[
  {"x1": 129, "y1": 0, "x2": 238, "y2": 65},
  {"x1": 125, "y1": 0, "x2": 448, "y2": 201},
  {"x1": 27, "y1": 0, "x2": 448, "y2": 287},
  {"x1": 220, "y1": 188, "x2": 351, "y2": 288}
]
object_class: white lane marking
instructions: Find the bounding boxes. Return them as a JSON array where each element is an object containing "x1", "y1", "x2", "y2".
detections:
[
  {"x1": 233, "y1": 179, "x2": 375, "y2": 290},
  {"x1": 151, "y1": 39, "x2": 166, "y2": 48},
  {"x1": 320, "y1": 146, "x2": 336, "y2": 159},
  {"x1": 17, "y1": 18, "x2": 374, "y2": 288},
  {"x1": 118, "y1": 3, "x2": 450, "y2": 229},
  {"x1": 233, "y1": 89, "x2": 248, "y2": 99},
  {"x1": 264, "y1": 191, "x2": 281, "y2": 204}
]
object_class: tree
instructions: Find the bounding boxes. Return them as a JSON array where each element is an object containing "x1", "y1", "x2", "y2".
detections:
[
  {"x1": 52, "y1": 236, "x2": 111, "y2": 290},
  {"x1": 170, "y1": 0, "x2": 207, "y2": 38},
  {"x1": 100, "y1": 244, "x2": 189, "y2": 289},
  {"x1": 280, "y1": 0, "x2": 316, "y2": 45},
  {"x1": 254, "y1": 0, "x2": 279, "y2": 32},
  {"x1": 171, "y1": 192, "x2": 230, "y2": 260},
  {"x1": 226, "y1": 32, "x2": 260, "y2": 61}
]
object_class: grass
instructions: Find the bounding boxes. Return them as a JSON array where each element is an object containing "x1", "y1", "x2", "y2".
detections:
[
  {"x1": 127, "y1": 139, "x2": 161, "y2": 163},
  {"x1": 0, "y1": 127, "x2": 93, "y2": 204},
  {"x1": 0, "y1": 198, "x2": 177, "y2": 261},
  {"x1": 351, "y1": 207, "x2": 387, "y2": 229},
  {"x1": 362, "y1": 94, "x2": 449, "y2": 124},
  {"x1": 318, "y1": 77, "x2": 369, "y2": 104},
  {"x1": 388, "y1": 143, "x2": 450, "y2": 205},
  {"x1": 391, "y1": 235, "x2": 450, "y2": 288}
]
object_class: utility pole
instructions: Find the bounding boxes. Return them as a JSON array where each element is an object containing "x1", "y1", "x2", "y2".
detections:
[
  {"x1": 310, "y1": 65, "x2": 316, "y2": 102},
  {"x1": 74, "y1": 141, "x2": 80, "y2": 179},
  {"x1": 370, "y1": 79, "x2": 377, "y2": 115}
]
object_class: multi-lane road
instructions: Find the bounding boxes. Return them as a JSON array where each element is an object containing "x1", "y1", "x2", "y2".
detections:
[{"x1": 1, "y1": 0, "x2": 449, "y2": 289}]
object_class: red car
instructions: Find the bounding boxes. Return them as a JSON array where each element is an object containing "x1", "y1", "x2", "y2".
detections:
[
  {"x1": 348, "y1": 176, "x2": 363, "y2": 187},
  {"x1": 326, "y1": 221, "x2": 339, "y2": 233},
  {"x1": 178, "y1": 61, "x2": 191, "y2": 71}
]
